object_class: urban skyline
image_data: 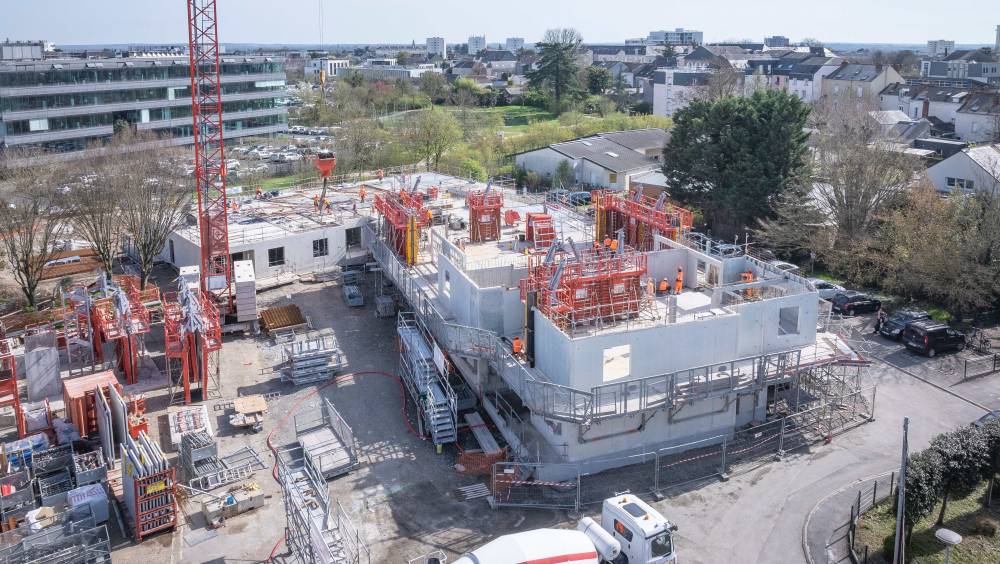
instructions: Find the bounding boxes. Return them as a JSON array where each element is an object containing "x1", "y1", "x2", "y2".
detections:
[{"x1": 2, "y1": 0, "x2": 997, "y2": 47}]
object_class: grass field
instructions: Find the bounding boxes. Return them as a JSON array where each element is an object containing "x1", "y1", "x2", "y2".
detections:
[
  {"x1": 437, "y1": 105, "x2": 557, "y2": 136},
  {"x1": 856, "y1": 482, "x2": 1000, "y2": 563}
]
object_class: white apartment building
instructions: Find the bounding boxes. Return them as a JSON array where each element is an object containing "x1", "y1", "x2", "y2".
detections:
[
  {"x1": 304, "y1": 58, "x2": 350, "y2": 80},
  {"x1": 647, "y1": 28, "x2": 704, "y2": 46},
  {"x1": 426, "y1": 37, "x2": 447, "y2": 60},
  {"x1": 505, "y1": 37, "x2": 525, "y2": 52},
  {"x1": 927, "y1": 40, "x2": 955, "y2": 57},
  {"x1": 652, "y1": 69, "x2": 710, "y2": 117},
  {"x1": 468, "y1": 36, "x2": 487, "y2": 55}
]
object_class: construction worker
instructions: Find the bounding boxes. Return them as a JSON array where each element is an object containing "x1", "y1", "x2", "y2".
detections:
[
  {"x1": 312, "y1": 194, "x2": 320, "y2": 210},
  {"x1": 603, "y1": 237, "x2": 612, "y2": 249},
  {"x1": 426, "y1": 209, "x2": 434, "y2": 224},
  {"x1": 376, "y1": 169, "x2": 384, "y2": 181},
  {"x1": 255, "y1": 186, "x2": 263, "y2": 199},
  {"x1": 646, "y1": 277, "x2": 655, "y2": 300},
  {"x1": 741, "y1": 269, "x2": 755, "y2": 298},
  {"x1": 675, "y1": 267, "x2": 684, "y2": 295},
  {"x1": 658, "y1": 278, "x2": 669, "y2": 295},
  {"x1": 359, "y1": 185, "x2": 367, "y2": 203},
  {"x1": 610, "y1": 238, "x2": 619, "y2": 253},
  {"x1": 352, "y1": 202, "x2": 357, "y2": 215},
  {"x1": 512, "y1": 336, "x2": 523, "y2": 356}
]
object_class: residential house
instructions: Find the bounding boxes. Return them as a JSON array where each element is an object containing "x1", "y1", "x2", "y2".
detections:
[
  {"x1": 878, "y1": 83, "x2": 973, "y2": 131},
  {"x1": 586, "y1": 44, "x2": 658, "y2": 64},
  {"x1": 514, "y1": 129, "x2": 669, "y2": 189},
  {"x1": 868, "y1": 111, "x2": 932, "y2": 143},
  {"x1": 955, "y1": 91, "x2": 1000, "y2": 142},
  {"x1": 477, "y1": 50, "x2": 517, "y2": 77},
  {"x1": 652, "y1": 69, "x2": 711, "y2": 116},
  {"x1": 595, "y1": 61, "x2": 637, "y2": 88},
  {"x1": 450, "y1": 60, "x2": 479, "y2": 77},
  {"x1": 821, "y1": 63, "x2": 905, "y2": 99},
  {"x1": 920, "y1": 48, "x2": 1000, "y2": 87},
  {"x1": 926, "y1": 144, "x2": 1000, "y2": 193},
  {"x1": 746, "y1": 49, "x2": 842, "y2": 102}
]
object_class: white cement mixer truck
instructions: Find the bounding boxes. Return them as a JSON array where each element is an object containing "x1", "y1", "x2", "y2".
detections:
[{"x1": 450, "y1": 494, "x2": 678, "y2": 564}]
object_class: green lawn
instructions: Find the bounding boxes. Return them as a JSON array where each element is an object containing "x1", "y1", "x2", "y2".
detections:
[
  {"x1": 257, "y1": 173, "x2": 314, "y2": 191},
  {"x1": 857, "y1": 482, "x2": 1000, "y2": 563}
]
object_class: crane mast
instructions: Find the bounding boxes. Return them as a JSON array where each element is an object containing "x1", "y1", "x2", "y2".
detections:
[{"x1": 186, "y1": 0, "x2": 232, "y2": 311}]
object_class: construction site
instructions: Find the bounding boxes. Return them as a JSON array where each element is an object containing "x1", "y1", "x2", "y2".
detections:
[{"x1": 0, "y1": 2, "x2": 881, "y2": 564}]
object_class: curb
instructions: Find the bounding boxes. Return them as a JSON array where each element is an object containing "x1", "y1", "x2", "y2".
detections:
[{"x1": 801, "y1": 469, "x2": 896, "y2": 564}]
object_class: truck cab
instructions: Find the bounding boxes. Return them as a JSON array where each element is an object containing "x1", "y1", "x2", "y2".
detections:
[{"x1": 602, "y1": 494, "x2": 678, "y2": 563}]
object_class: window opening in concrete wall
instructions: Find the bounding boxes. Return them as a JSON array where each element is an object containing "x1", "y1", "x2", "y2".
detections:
[
  {"x1": 779, "y1": 306, "x2": 800, "y2": 335},
  {"x1": 346, "y1": 226, "x2": 362, "y2": 248},
  {"x1": 443, "y1": 269, "x2": 451, "y2": 298},
  {"x1": 268, "y1": 246, "x2": 285, "y2": 267},
  {"x1": 312, "y1": 238, "x2": 328, "y2": 257},
  {"x1": 603, "y1": 344, "x2": 631, "y2": 382}
]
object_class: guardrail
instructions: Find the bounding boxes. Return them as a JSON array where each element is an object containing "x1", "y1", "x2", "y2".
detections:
[{"x1": 964, "y1": 353, "x2": 1000, "y2": 380}]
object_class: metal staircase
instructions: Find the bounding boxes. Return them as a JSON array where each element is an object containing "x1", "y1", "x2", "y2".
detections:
[{"x1": 397, "y1": 313, "x2": 457, "y2": 447}]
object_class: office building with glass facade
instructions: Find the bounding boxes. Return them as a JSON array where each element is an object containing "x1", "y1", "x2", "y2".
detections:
[{"x1": 0, "y1": 55, "x2": 288, "y2": 153}]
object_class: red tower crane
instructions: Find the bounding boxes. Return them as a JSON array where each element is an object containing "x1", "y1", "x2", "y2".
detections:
[{"x1": 186, "y1": 0, "x2": 232, "y2": 309}]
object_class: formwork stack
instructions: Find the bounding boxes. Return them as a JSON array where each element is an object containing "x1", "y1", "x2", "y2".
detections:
[
  {"x1": 592, "y1": 189, "x2": 694, "y2": 251},
  {"x1": 525, "y1": 212, "x2": 556, "y2": 248},
  {"x1": 466, "y1": 184, "x2": 504, "y2": 243},
  {"x1": 121, "y1": 431, "x2": 176, "y2": 542},
  {"x1": 520, "y1": 244, "x2": 649, "y2": 330}
]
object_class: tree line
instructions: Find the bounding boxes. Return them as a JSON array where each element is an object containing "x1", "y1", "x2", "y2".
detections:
[
  {"x1": 0, "y1": 129, "x2": 191, "y2": 310},
  {"x1": 661, "y1": 89, "x2": 1000, "y2": 317}
]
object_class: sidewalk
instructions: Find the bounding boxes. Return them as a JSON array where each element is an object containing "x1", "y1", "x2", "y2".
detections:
[{"x1": 804, "y1": 471, "x2": 897, "y2": 564}]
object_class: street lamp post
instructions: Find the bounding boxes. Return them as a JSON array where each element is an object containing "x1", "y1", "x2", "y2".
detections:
[{"x1": 935, "y1": 528, "x2": 962, "y2": 564}]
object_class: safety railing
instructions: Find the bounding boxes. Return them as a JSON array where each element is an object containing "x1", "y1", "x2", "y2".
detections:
[{"x1": 492, "y1": 386, "x2": 877, "y2": 511}]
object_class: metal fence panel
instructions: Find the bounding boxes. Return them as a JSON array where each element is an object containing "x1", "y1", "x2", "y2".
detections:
[
  {"x1": 492, "y1": 462, "x2": 580, "y2": 509},
  {"x1": 726, "y1": 419, "x2": 784, "y2": 473},
  {"x1": 656, "y1": 436, "x2": 727, "y2": 492}
]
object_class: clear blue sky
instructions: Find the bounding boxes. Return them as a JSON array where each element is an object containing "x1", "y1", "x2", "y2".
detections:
[{"x1": 2, "y1": 0, "x2": 996, "y2": 46}]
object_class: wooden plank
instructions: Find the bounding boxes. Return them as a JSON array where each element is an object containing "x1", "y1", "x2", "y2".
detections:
[
  {"x1": 259, "y1": 305, "x2": 307, "y2": 332},
  {"x1": 464, "y1": 413, "x2": 501, "y2": 454},
  {"x1": 233, "y1": 395, "x2": 267, "y2": 414}
]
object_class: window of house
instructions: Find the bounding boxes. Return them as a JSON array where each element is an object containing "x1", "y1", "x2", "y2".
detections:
[
  {"x1": 268, "y1": 246, "x2": 285, "y2": 267},
  {"x1": 168, "y1": 239, "x2": 175, "y2": 264},
  {"x1": 312, "y1": 238, "x2": 328, "y2": 257},
  {"x1": 609, "y1": 172, "x2": 618, "y2": 184},
  {"x1": 856, "y1": 86, "x2": 864, "y2": 98},
  {"x1": 345, "y1": 226, "x2": 362, "y2": 248},
  {"x1": 947, "y1": 177, "x2": 956, "y2": 187},
  {"x1": 779, "y1": 306, "x2": 800, "y2": 335}
]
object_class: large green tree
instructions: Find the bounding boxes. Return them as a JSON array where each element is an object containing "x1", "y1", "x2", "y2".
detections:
[
  {"x1": 585, "y1": 66, "x2": 612, "y2": 95},
  {"x1": 526, "y1": 28, "x2": 583, "y2": 113},
  {"x1": 403, "y1": 108, "x2": 462, "y2": 169},
  {"x1": 662, "y1": 89, "x2": 811, "y2": 236},
  {"x1": 929, "y1": 426, "x2": 990, "y2": 525}
]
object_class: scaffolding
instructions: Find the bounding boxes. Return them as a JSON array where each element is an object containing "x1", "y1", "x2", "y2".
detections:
[
  {"x1": 519, "y1": 243, "x2": 651, "y2": 331},
  {"x1": 277, "y1": 447, "x2": 371, "y2": 564},
  {"x1": 0, "y1": 322, "x2": 24, "y2": 438},
  {"x1": 466, "y1": 183, "x2": 503, "y2": 243},
  {"x1": 592, "y1": 189, "x2": 694, "y2": 251},
  {"x1": 163, "y1": 283, "x2": 222, "y2": 405}
]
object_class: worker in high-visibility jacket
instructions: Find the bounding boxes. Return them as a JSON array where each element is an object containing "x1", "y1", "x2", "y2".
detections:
[
  {"x1": 359, "y1": 186, "x2": 367, "y2": 203},
  {"x1": 675, "y1": 267, "x2": 684, "y2": 295},
  {"x1": 603, "y1": 237, "x2": 612, "y2": 249},
  {"x1": 610, "y1": 238, "x2": 619, "y2": 252},
  {"x1": 512, "y1": 336, "x2": 523, "y2": 356},
  {"x1": 741, "y1": 269, "x2": 755, "y2": 298},
  {"x1": 658, "y1": 279, "x2": 669, "y2": 295}
]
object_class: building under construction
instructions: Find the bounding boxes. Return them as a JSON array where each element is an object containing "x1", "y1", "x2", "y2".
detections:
[{"x1": 367, "y1": 172, "x2": 869, "y2": 479}]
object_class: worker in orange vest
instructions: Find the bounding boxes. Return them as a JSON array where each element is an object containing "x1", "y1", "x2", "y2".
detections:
[
  {"x1": 359, "y1": 186, "x2": 367, "y2": 203},
  {"x1": 313, "y1": 194, "x2": 320, "y2": 210},
  {"x1": 610, "y1": 238, "x2": 619, "y2": 252},
  {"x1": 675, "y1": 267, "x2": 684, "y2": 295},
  {"x1": 376, "y1": 169, "x2": 384, "y2": 181},
  {"x1": 658, "y1": 279, "x2": 669, "y2": 295},
  {"x1": 603, "y1": 237, "x2": 612, "y2": 249},
  {"x1": 512, "y1": 336, "x2": 523, "y2": 356}
]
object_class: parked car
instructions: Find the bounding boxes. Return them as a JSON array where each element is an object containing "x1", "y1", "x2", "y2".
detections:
[
  {"x1": 768, "y1": 260, "x2": 801, "y2": 275},
  {"x1": 830, "y1": 292, "x2": 882, "y2": 315},
  {"x1": 806, "y1": 278, "x2": 845, "y2": 300},
  {"x1": 902, "y1": 320, "x2": 966, "y2": 357},
  {"x1": 567, "y1": 191, "x2": 591, "y2": 206},
  {"x1": 973, "y1": 410, "x2": 1000, "y2": 428},
  {"x1": 878, "y1": 310, "x2": 930, "y2": 341}
]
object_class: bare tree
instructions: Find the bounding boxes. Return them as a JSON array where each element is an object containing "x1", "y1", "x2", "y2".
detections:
[
  {"x1": 338, "y1": 119, "x2": 383, "y2": 179},
  {"x1": 65, "y1": 137, "x2": 131, "y2": 277},
  {"x1": 702, "y1": 65, "x2": 743, "y2": 100},
  {"x1": 0, "y1": 152, "x2": 68, "y2": 307},
  {"x1": 115, "y1": 131, "x2": 193, "y2": 289}
]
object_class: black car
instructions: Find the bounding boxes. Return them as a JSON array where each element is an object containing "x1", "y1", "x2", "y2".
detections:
[
  {"x1": 831, "y1": 292, "x2": 882, "y2": 315},
  {"x1": 901, "y1": 320, "x2": 966, "y2": 357},
  {"x1": 878, "y1": 310, "x2": 930, "y2": 340}
]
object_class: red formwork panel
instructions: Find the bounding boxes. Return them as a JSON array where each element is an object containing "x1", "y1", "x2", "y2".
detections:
[
  {"x1": 593, "y1": 190, "x2": 694, "y2": 251},
  {"x1": 467, "y1": 190, "x2": 504, "y2": 243}
]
